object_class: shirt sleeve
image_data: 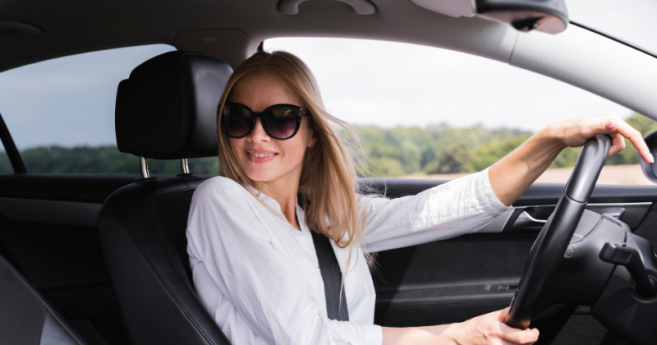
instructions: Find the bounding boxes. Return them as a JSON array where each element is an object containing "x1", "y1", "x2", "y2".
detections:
[
  {"x1": 361, "y1": 168, "x2": 510, "y2": 253},
  {"x1": 186, "y1": 178, "x2": 382, "y2": 345}
]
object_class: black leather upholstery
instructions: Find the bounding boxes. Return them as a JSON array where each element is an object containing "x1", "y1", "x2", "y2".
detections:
[
  {"x1": 115, "y1": 51, "x2": 232, "y2": 159},
  {"x1": 98, "y1": 177, "x2": 230, "y2": 345},
  {"x1": 0, "y1": 254, "x2": 88, "y2": 345},
  {"x1": 99, "y1": 51, "x2": 233, "y2": 345}
]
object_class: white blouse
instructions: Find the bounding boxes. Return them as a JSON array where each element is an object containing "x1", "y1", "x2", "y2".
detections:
[{"x1": 186, "y1": 168, "x2": 509, "y2": 345}]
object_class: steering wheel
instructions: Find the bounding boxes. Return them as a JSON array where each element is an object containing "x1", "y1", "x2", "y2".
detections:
[{"x1": 505, "y1": 134, "x2": 611, "y2": 329}]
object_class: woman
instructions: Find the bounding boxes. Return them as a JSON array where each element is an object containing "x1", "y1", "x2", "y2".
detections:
[{"x1": 186, "y1": 51, "x2": 652, "y2": 345}]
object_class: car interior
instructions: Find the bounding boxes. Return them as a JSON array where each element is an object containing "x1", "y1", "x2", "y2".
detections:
[{"x1": 1, "y1": 0, "x2": 657, "y2": 345}]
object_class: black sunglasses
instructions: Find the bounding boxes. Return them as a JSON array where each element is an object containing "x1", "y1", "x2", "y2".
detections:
[{"x1": 220, "y1": 102, "x2": 310, "y2": 140}]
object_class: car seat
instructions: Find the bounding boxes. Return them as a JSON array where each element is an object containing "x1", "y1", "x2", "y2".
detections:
[
  {"x1": 97, "y1": 51, "x2": 232, "y2": 345},
  {"x1": 0, "y1": 253, "x2": 89, "y2": 345}
]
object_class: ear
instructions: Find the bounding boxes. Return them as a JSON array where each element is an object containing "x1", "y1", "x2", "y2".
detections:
[{"x1": 307, "y1": 128, "x2": 319, "y2": 148}]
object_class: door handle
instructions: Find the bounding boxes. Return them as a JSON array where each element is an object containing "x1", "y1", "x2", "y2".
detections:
[
  {"x1": 513, "y1": 211, "x2": 547, "y2": 230},
  {"x1": 513, "y1": 207, "x2": 625, "y2": 231}
]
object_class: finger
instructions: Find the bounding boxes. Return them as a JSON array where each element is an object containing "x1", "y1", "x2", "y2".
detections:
[
  {"x1": 592, "y1": 113, "x2": 619, "y2": 135},
  {"x1": 499, "y1": 340, "x2": 519, "y2": 345},
  {"x1": 498, "y1": 307, "x2": 511, "y2": 322},
  {"x1": 607, "y1": 132, "x2": 626, "y2": 157},
  {"x1": 614, "y1": 120, "x2": 654, "y2": 163},
  {"x1": 572, "y1": 114, "x2": 619, "y2": 146},
  {"x1": 605, "y1": 118, "x2": 655, "y2": 163},
  {"x1": 497, "y1": 327, "x2": 540, "y2": 344}
]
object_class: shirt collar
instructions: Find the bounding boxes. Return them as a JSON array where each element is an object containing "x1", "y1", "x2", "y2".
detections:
[{"x1": 245, "y1": 184, "x2": 302, "y2": 220}]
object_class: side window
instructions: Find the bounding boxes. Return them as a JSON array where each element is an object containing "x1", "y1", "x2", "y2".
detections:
[
  {"x1": 265, "y1": 38, "x2": 653, "y2": 185},
  {"x1": 0, "y1": 44, "x2": 219, "y2": 175}
]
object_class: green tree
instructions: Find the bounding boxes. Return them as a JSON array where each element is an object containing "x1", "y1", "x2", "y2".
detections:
[
  {"x1": 18, "y1": 145, "x2": 220, "y2": 174},
  {"x1": 424, "y1": 143, "x2": 471, "y2": 174},
  {"x1": 550, "y1": 147, "x2": 582, "y2": 168},
  {"x1": 468, "y1": 134, "x2": 532, "y2": 172},
  {"x1": 0, "y1": 151, "x2": 12, "y2": 173}
]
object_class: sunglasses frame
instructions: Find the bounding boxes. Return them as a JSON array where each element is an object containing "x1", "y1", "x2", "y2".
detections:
[{"x1": 220, "y1": 102, "x2": 310, "y2": 140}]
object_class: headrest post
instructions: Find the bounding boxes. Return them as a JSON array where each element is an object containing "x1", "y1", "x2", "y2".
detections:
[
  {"x1": 140, "y1": 157, "x2": 150, "y2": 179},
  {"x1": 181, "y1": 158, "x2": 190, "y2": 174}
]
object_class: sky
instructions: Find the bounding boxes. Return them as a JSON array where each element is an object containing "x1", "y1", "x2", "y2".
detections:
[
  {"x1": 568, "y1": 0, "x2": 657, "y2": 56},
  {"x1": 265, "y1": 37, "x2": 632, "y2": 130},
  {"x1": 0, "y1": 1, "x2": 652, "y2": 149},
  {"x1": 0, "y1": 44, "x2": 176, "y2": 149}
]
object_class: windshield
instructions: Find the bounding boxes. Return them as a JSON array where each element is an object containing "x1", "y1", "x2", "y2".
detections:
[{"x1": 569, "y1": 0, "x2": 657, "y2": 57}]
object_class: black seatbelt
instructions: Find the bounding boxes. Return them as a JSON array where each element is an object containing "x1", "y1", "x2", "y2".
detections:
[{"x1": 311, "y1": 231, "x2": 349, "y2": 321}]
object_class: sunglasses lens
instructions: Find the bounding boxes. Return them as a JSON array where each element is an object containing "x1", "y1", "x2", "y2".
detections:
[
  {"x1": 264, "y1": 106, "x2": 301, "y2": 139},
  {"x1": 222, "y1": 105, "x2": 253, "y2": 137}
]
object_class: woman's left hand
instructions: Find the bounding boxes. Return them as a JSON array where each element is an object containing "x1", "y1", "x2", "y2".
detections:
[
  {"x1": 490, "y1": 112, "x2": 654, "y2": 207},
  {"x1": 549, "y1": 112, "x2": 654, "y2": 163}
]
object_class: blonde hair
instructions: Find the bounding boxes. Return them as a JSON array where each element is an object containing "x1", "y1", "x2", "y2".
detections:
[{"x1": 216, "y1": 51, "x2": 370, "y2": 260}]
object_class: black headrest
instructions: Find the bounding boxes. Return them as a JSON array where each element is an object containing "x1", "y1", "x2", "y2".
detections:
[{"x1": 116, "y1": 51, "x2": 233, "y2": 159}]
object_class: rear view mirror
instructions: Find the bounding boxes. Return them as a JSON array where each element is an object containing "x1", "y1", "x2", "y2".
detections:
[
  {"x1": 640, "y1": 130, "x2": 657, "y2": 184},
  {"x1": 476, "y1": 0, "x2": 568, "y2": 34},
  {"x1": 412, "y1": 0, "x2": 568, "y2": 34}
]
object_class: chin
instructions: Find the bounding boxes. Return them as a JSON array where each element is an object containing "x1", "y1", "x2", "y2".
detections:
[{"x1": 243, "y1": 168, "x2": 278, "y2": 183}]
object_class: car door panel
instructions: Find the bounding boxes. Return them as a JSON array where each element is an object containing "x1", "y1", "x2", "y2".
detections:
[
  {"x1": 0, "y1": 174, "x2": 137, "y2": 344},
  {"x1": 0, "y1": 174, "x2": 136, "y2": 287},
  {"x1": 0, "y1": 198, "x2": 102, "y2": 227},
  {"x1": 373, "y1": 233, "x2": 533, "y2": 326},
  {"x1": 368, "y1": 179, "x2": 657, "y2": 330}
]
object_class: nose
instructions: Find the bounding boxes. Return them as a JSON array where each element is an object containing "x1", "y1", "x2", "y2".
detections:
[{"x1": 247, "y1": 117, "x2": 270, "y2": 142}]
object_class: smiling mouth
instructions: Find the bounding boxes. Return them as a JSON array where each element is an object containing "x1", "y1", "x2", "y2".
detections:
[{"x1": 248, "y1": 152, "x2": 277, "y2": 158}]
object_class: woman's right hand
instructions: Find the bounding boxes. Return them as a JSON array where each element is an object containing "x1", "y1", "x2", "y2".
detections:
[
  {"x1": 382, "y1": 307, "x2": 538, "y2": 344},
  {"x1": 443, "y1": 307, "x2": 539, "y2": 345}
]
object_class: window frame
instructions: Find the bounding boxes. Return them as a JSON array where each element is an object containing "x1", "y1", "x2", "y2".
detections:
[{"x1": 0, "y1": 112, "x2": 25, "y2": 173}]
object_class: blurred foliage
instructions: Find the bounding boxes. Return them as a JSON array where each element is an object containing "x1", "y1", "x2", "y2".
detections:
[
  {"x1": 1, "y1": 113, "x2": 654, "y2": 176},
  {"x1": 352, "y1": 113, "x2": 656, "y2": 177},
  {"x1": 5, "y1": 145, "x2": 219, "y2": 175},
  {"x1": 0, "y1": 151, "x2": 12, "y2": 173},
  {"x1": 424, "y1": 143, "x2": 471, "y2": 174},
  {"x1": 350, "y1": 123, "x2": 531, "y2": 177},
  {"x1": 467, "y1": 134, "x2": 532, "y2": 173}
]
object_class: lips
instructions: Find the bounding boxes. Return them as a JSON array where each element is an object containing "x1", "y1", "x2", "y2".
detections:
[{"x1": 245, "y1": 150, "x2": 278, "y2": 163}]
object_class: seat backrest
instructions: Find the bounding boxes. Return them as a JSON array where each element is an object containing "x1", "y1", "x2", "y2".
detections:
[
  {"x1": 0, "y1": 254, "x2": 89, "y2": 345},
  {"x1": 98, "y1": 51, "x2": 233, "y2": 345}
]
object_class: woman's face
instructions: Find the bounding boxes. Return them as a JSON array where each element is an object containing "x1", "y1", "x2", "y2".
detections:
[{"x1": 228, "y1": 73, "x2": 317, "y2": 187}]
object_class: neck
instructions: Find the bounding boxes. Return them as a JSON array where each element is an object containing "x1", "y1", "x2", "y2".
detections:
[{"x1": 262, "y1": 177, "x2": 301, "y2": 230}]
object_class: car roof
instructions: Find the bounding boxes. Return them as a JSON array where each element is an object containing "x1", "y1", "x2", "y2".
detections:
[
  {"x1": 2, "y1": 0, "x2": 657, "y2": 122},
  {"x1": 0, "y1": 0, "x2": 516, "y2": 71}
]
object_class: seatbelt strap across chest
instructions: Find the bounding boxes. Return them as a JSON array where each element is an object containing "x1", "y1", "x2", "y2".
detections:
[{"x1": 310, "y1": 231, "x2": 349, "y2": 321}]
